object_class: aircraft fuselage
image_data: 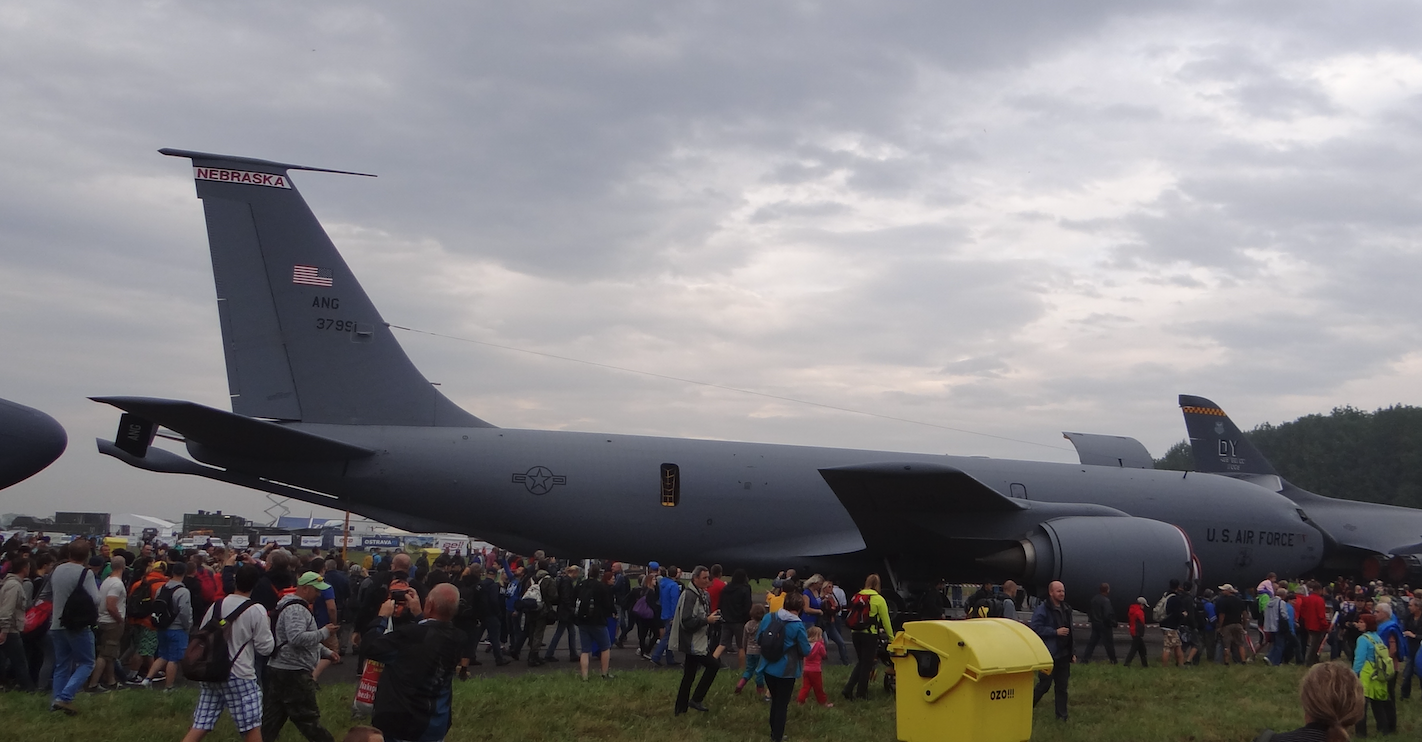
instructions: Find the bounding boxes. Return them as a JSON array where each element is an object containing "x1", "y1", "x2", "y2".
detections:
[{"x1": 213, "y1": 424, "x2": 1323, "y2": 591}]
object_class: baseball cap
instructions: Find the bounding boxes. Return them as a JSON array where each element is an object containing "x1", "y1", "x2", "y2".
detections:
[
  {"x1": 1136, "y1": 597, "x2": 1148, "y2": 606},
  {"x1": 648, "y1": 561, "x2": 660, "y2": 571},
  {"x1": 297, "y1": 571, "x2": 331, "y2": 590},
  {"x1": 1218, "y1": 584, "x2": 1236, "y2": 593}
]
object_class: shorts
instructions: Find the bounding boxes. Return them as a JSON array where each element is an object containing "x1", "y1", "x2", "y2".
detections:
[
  {"x1": 158, "y1": 628, "x2": 189, "y2": 662},
  {"x1": 135, "y1": 626, "x2": 158, "y2": 657},
  {"x1": 578, "y1": 625, "x2": 611, "y2": 655},
  {"x1": 193, "y1": 676, "x2": 263, "y2": 733},
  {"x1": 719, "y1": 624, "x2": 742, "y2": 651},
  {"x1": 1161, "y1": 628, "x2": 1181, "y2": 650},
  {"x1": 1221, "y1": 623, "x2": 1247, "y2": 651},
  {"x1": 97, "y1": 622, "x2": 124, "y2": 661}
]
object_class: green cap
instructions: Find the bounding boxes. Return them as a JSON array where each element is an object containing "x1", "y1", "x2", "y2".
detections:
[{"x1": 297, "y1": 571, "x2": 331, "y2": 591}]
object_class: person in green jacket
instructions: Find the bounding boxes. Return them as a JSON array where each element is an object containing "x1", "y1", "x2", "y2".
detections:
[
  {"x1": 1351, "y1": 612, "x2": 1396, "y2": 736},
  {"x1": 841, "y1": 574, "x2": 893, "y2": 701}
]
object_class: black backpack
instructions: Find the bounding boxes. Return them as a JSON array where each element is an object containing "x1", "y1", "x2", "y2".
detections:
[
  {"x1": 127, "y1": 581, "x2": 157, "y2": 620},
  {"x1": 151, "y1": 584, "x2": 180, "y2": 630},
  {"x1": 758, "y1": 616, "x2": 788, "y2": 662},
  {"x1": 182, "y1": 599, "x2": 258, "y2": 682},
  {"x1": 575, "y1": 583, "x2": 596, "y2": 623},
  {"x1": 456, "y1": 584, "x2": 483, "y2": 621},
  {"x1": 59, "y1": 586, "x2": 99, "y2": 630}
]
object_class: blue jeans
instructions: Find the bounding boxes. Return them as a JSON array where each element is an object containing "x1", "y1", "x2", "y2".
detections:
[
  {"x1": 825, "y1": 617, "x2": 850, "y2": 664},
  {"x1": 51, "y1": 628, "x2": 95, "y2": 703},
  {"x1": 545, "y1": 619, "x2": 578, "y2": 658},
  {"x1": 1269, "y1": 629, "x2": 1298, "y2": 666},
  {"x1": 650, "y1": 621, "x2": 677, "y2": 665}
]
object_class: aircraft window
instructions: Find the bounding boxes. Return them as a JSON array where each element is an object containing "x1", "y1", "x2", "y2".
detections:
[
  {"x1": 1009, "y1": 483, "x2": 1027, "y2": 499},
  {"x1": 660, "y1": 463, "x2": 680, "y2": 507}
]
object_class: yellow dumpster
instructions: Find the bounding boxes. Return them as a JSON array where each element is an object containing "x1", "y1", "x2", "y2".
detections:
[{"x1": 888, "y1": 619, "x2": 1054, "y2": 742}]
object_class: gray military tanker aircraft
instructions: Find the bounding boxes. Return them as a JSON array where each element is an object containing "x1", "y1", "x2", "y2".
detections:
[
  {"x1": 1180, "y1": 395, "x2": 1422, "y2": 583},
  {"x1": 0, "y1": 397, "x2": 66, "y2": 490},
  {"x1": 95, "y1": 149, "x2": 1325, "y2": 614}
]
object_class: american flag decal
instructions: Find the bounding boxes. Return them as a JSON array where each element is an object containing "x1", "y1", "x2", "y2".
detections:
[{"x1": 292, "y1": 265, "x2": 334, "y2": 287}]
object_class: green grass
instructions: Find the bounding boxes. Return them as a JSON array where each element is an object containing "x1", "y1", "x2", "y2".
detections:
[{"x1": 3, "y1": 662, "x2": 1417, "y2": 741}]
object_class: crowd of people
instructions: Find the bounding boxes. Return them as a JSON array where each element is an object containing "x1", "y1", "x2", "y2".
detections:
[
  {"x1": 1029, "y1": 572, "x2": 1422, "y2": 737},
  {"x1": 2, "y1": 529, "x2": 1418, "y2": 740},
  {"x1": 0, "y1": 534, "x2": 906, "y2": 742}
]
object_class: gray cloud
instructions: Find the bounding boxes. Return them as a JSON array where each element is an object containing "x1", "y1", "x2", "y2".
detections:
[{"x1": 5, "y1": 1, "x2": 1422, "y2": 522}]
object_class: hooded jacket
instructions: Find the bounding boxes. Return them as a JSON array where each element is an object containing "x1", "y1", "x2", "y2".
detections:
[
  {"x1": 0, "y1": 573, "x2": 26, "y2": 634},
  {"x1": 268, "y1": 593, "x2": 334, "y2": 672},
  {"x1": 758, "y1": 609, "x2": 813, "y2": 679},
  {"x1": 674, "y1": 583, "x2": 711, "y2": 655}
]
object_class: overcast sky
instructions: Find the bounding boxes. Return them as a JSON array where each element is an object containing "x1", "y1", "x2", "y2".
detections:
[{"x1": 4, "y1": 2, "x2": 1422, "y2": 526}]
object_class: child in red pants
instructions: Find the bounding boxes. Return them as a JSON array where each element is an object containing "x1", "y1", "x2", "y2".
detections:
[{"x1": 797, "y1": 626, "x2": 833, "y2": 707}]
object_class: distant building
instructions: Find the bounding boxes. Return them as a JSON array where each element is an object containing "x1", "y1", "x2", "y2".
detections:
[
  {"x1": 109, "y1": 513, "x2": 178, "y2": 541},
  {"x1": 183, "y1": 510, "x2": 248, "y2": 539},
  {"x1": 55, "y1": 512, "x2": 110, "y2": 536}
]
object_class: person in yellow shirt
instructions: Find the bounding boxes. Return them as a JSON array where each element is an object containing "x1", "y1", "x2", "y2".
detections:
[
  {"x1": 766, "y1": 585, "x2": 786, "y2": 613},
  {"x1": 841, "y1": 574, "x2": 893, "y2": 701}
]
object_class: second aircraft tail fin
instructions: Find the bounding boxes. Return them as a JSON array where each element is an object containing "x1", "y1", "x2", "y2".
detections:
[
  {"x1": 161, "y1": 149, "x2": 490, "y2": 428},
  {"x1": 1178, "y1": 394, "x2": 1276, "y2": 476}
]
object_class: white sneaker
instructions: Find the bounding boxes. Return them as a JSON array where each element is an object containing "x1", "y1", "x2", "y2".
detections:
[{"x1": 140, "y1": 678, "x2": 152, "y2": 689}]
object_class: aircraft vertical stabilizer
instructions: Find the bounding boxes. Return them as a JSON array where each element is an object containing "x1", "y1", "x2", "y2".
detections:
[
  {"x1": 160, "y1": 149, "x2": 491, "y2": 428},
  {"x1": 1178, "y1": 394, "x2": 1277, "y2": 476}
]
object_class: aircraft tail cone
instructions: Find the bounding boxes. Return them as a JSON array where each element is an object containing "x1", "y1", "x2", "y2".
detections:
[{"x1": 978, "y1": 542, "x2": 1032, "y2": 579}]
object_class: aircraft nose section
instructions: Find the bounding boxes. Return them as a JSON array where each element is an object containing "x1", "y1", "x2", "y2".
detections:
[{"x1": 0, "y1": 398, "x2": 67, "y2": 489}]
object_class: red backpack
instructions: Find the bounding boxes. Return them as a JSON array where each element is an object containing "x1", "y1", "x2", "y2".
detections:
[{"x1": 844, "y1": 592, "x2": 874, "y2": 631}]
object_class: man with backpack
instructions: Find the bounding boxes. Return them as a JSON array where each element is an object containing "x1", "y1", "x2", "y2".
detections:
[
  {"x1": 263, "y1": 571, "x2": 339, "y2": 742},
  {"x1": 1352, "y1": 611, "x2": 1397, "y2": 736},
  {"x1": 576, "y1": 565, "x2": 616, "y2": 680},
  {"x1": 544, "y1": 564, "x2": 581, "y2": 663},
  {"x1": 40, "y1": 538, "x2": 101, "y2": 715},
  {"x1": 180, "y1": 564, "x2": 275, "y2": 742},
  {"x1": 522, "y1": 563, "x2": 553, "y2": 667},
  {"x1": 1158, "y1": 579, "x2": 1188, "y2": 667},
  {"x1": 139, "y1": 561, "x2": 193, "y2": 691},
  {"x1": 841, "y1": 573, "x2": 893, "y2": 702}
]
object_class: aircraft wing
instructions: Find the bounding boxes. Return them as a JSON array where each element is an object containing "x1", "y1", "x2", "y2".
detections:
[
  {"x1": 819, "y1": 462, "x2": 1027, "y2": 514},
  {"x1": 92, "y1": 397, "x2": 373, "y2": 461},
  {"x1": 818, "y1": 462, "x2": 1027, "y2": 554}
]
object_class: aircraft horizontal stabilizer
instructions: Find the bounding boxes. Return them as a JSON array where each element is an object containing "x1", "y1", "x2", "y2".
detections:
[
  {"x1": 95, "y1": 438, "x2": 449, "y2": 534},
  {"x1": 92, "y1": 397, "x2": 373, "y2": 461}
]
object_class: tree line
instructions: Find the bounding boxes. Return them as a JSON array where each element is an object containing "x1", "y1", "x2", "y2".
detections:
[{"x1": 1155, "y1": 404, "x2": 1422, "y2": 510}]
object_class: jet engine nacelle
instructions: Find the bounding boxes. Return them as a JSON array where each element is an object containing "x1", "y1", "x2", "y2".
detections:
[{"x1": 984, "y1": 516, "x2": 1195, "y2": 616}]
